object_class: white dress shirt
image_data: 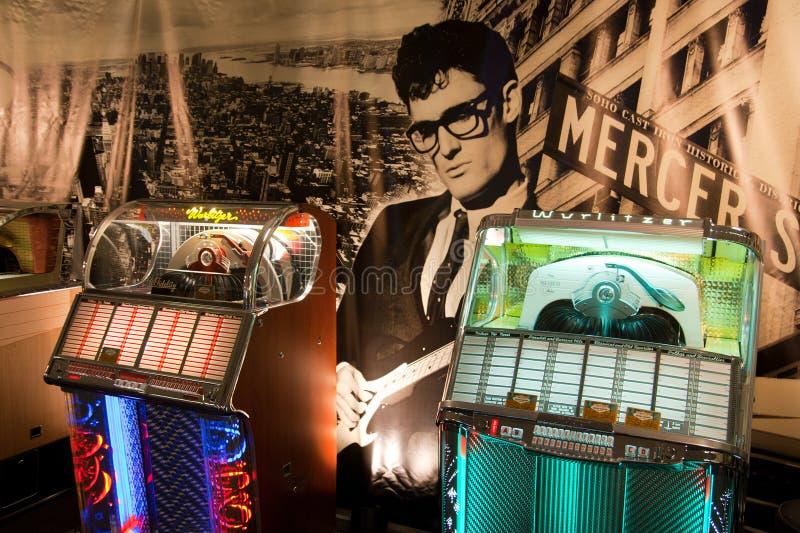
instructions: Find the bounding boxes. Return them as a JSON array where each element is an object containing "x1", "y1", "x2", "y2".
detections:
[{"x1": 420, "y1": 178, "x2": 529, "y2": 318}]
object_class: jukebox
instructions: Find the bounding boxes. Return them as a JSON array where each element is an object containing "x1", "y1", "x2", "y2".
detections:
[
  {"x1": 0, "y1": 201, "x2": 80, "y2": 515},
  {"x1": 0, "y1": 200, "x2": 78, "y2": 297},
  {"x1": 44, "y1": 200, "x2": 336, "y2": 532},
  {"x1": 439, "y1": 210, "x2": 762, "y2": 533}
]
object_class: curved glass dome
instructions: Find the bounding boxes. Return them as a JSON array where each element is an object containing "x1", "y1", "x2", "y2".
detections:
[
  {"x1": 84, "y1": 200, "x2": 322, "y2": 314},
  {"x1": 449, "y1": 211, "x2": 762, "y2": 456},
  {"x1": 0, "y1": 200, "x2": 76, "y2": 297}
]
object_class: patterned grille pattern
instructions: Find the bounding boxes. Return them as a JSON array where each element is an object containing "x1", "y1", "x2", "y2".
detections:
[
  {"x1": 466, "y1": 431, "x2": 537, "y2": 532},
  {"x1": 110, "y1": 396, "x2": 151, "y2": 532},
  {"x1": 535, "y1": 454, "x2": 625, "y2": 532},
  {"x1": 146, "y1": 404, "x2": 212, "y2": 532},
  {"x1": 65, "y1": 391, "x2": 258, "y2": 533},
  {"x1": 445, "y1": 427, "x2": 721, "y2": 533},
  {"x1": 624, "y1": 463, "x2": 707, "y2": 532}
]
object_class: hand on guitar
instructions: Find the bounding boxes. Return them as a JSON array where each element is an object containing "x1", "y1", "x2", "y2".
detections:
[
  {"x1": 336, "y1": 340, "x2": 455, "y2": 453},
  {"x1": 336, "y1": 362, "x2": 372, "y2": 434},
  {"x1": 336, "y1": 361, "x2": 408, "y2": 453}
]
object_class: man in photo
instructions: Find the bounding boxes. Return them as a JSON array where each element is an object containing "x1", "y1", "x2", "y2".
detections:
[{"x1": 336, "y1": 19, "x2": 538, "y2": 531}]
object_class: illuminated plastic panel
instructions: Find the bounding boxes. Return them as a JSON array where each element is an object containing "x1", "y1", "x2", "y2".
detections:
[
  {"x1": 60, "y1": 300, "x2": 116, "y2": 359},
  {"x1": 66, "y1": 390, "x2": 258, "y2": 533},
  {"x1": 450, "y1": 331, "x2": 735, "y2": 442},
  {"x1": 439, "y1": 210, "x2": 762, "y2": 533},
  {"x1": 47, "y1": 295, "x2": 249, "y2": 409},
  {"x1": 103, "y1": 304, "x2": 154, "y2": 366},
  {"x1": 138, "y1": 308, "x2": 197, "y2": 374},
  {"x1": 183, "y1": 314, "x2": 241, "y2": 380}
]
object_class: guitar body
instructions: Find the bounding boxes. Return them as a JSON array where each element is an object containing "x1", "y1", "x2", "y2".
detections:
[
  {"x1": 338, "y1": 320, "x2": 457, "y2": 451},
  {"x1": 337, "y1": 320, "x2": 458, "y2": 521}
]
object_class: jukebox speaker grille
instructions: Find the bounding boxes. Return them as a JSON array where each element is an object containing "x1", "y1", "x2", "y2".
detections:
[
  {"x1": 463, "y1": 430, "x2": 537, "y2": 532},
  {"x1": 533, "y1": 451, "x2": 625, "y2": 533},
  {"x1": 66, "y1": 390, "x2": 260, "y2": 533},
  {"x1": 445, "y1": 428, "x2": 725, "y2": 533},
  {"x1": 146, "y1": 405, "x2": 211, "y2": 531},
  {"x1": 623, "y1": 462, "x2": 707, "y2": 533}
]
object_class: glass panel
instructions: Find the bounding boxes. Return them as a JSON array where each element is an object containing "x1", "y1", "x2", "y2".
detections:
[
  {"x1": 451, "y1": 212, "x2": 761, "y2": 456},
  {"x1": 0, "y1": 203, "x2": 72, "y2": 297},
  {"x1": 85, "y1": 201, "x2": 321, "y2": 313},
  {"x1": 464, "y1": 224, "x2": 758, "y2": 360},
  {"x1": 0, "y1": 213, "x2": 63, "y2": 274}
]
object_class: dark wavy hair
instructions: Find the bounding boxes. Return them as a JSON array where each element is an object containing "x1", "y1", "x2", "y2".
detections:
[{"x1": 392, "y1": 20, "x2": 518, "y2": 107}]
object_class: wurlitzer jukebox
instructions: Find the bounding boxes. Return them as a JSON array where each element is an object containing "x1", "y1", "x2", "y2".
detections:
[
  {"x1": 0, "y1": 200, "x2": 78, "y2": 297},
  {"x1": 0, "y1": 201, "x2": 80, "y2": 515},
  {"x1": 439, "y1": 210, "x2": 763, "y2": 533},
  {"x1": 44, "y1": 200, "x2": 336, "y2": 532}
]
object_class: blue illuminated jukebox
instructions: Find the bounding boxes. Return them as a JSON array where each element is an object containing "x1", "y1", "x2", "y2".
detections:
[
  {"x1": 44, "y1": 201, "x2": 336, "y2": 532},
  {"x1": 439, "y1": 211, "x2": 763, "y2": 533}
]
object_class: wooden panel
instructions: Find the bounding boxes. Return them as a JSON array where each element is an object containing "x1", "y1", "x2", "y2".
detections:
[
  {"x1": 755, "y1": 377, "x2": 800, "y2": 418},
  {"x1": 0, "y1": 287, "x2": 79, "y2": 459},
  {"x1": 233, "y1": 204, "x2": 337, "y2": 532},
  {"x1": 0, "y1": 328, "x2": 70, "y2": 459},
  {"x1": 0, "y1": 286, "x2": 79, "y2": 348}
]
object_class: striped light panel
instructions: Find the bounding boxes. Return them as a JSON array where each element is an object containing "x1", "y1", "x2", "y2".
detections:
[
  {"x1": 450, "y1": 331, "x2": 735, "y2": 444},
  {"x1": 61, "y1": 299, "x2": 115, "y2": 359},
  {"x1": 59, "y1": 298, "x2": 242, "y2": 382},
  {"x1": 139, "y1": 309, "x2": 197, "y2": 374}
]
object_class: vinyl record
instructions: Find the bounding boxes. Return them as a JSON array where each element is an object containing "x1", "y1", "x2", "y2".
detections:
[
  {"x1": 534, "y1": 300, "x2": 684, "y2": 345},
  {"x1": 151, "y1": 269, "x2": 244, "y2": 301},
  {"x1": 166, "y1": 229, "x2": 285, "y2": 304}
]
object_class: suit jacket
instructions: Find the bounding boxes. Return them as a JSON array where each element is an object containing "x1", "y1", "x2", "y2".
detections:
[{"x1": 338, "y1": 192, "x2": 453, "y2": 377}]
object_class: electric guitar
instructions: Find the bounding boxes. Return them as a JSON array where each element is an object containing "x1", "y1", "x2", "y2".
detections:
[{"x1": 337, "y1": 340, "x2": 455, "y2": 452}]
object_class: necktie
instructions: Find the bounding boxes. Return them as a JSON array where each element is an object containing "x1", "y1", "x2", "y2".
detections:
[{"x1": 427, "y1": 209, "x2": 468, "y2": 323}]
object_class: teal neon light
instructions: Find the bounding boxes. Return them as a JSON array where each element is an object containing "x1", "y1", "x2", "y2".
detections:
[
  {"x1": 452, "y1": 431, "x2": 715, "y2": 532},
  {"x1": 457, "y1": 427, "x2": 467, "y2": 533}
]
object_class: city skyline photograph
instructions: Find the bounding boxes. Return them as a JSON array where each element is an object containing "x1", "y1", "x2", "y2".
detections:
[{"x1": 0, "y1": 0, "x2": 448, "y2": 273}]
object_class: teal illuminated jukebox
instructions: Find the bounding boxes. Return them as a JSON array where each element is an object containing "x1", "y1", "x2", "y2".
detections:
[
  {"x1": 44, "y1": 201, "x2": 336, "y2": 532},
  {"x1": 439, "y1": 210, "x2": 763, "y2": 533}
]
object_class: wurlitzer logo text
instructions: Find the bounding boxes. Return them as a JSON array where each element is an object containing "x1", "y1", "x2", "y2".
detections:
[{"x1": 185, "y1": 206, "x2": 239, "y2": 224}]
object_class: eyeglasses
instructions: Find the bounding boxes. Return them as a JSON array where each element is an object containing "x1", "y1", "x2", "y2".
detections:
[{"x1": 405, "y1": 92, "x2": 497, "y2": 154}]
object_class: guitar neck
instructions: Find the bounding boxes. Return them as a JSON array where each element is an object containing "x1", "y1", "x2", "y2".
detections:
[{"x1": 381, "y1": 341, "x2": 454, "y2": 398}]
